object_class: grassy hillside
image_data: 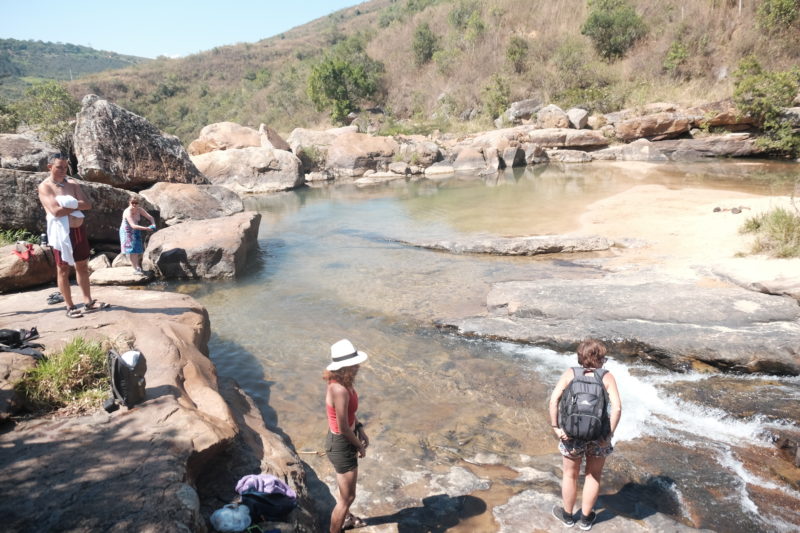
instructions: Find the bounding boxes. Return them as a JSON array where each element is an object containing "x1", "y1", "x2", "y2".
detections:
[
  {"x1": 0, "y1": 38, "x2": 150, "y2": 99},
  {"x1": 62, "y1": 0, "x2": 800, "y2": 143}
]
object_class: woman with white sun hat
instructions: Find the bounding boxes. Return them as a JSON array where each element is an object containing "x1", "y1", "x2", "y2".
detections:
[{"x1": 323, "y1": 339, "x2": 370, "y2": 532}]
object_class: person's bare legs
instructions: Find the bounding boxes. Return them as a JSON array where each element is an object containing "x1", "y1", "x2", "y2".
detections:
[
  {"x1": 561, "y1": 455, "x2": 581, "y2": 515},
  {"x1": 330, "y1": 468, "x2": 358, "y2": 533},
  {"x1": 74, "y1": 259, "x2": 93, "y2": 306},
  {"x1": 581, "y1": 454, "x2": 606, "y2": 516},
  {"x1": 56, "y1": 262, "x2": 74, "y2": 310},
  {"x1": 128, "y1": 253, "x2": 142, "y2": 271}
]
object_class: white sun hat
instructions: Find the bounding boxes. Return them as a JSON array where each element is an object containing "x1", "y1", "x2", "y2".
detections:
[{"x1": 327, "y1": 339, "x2": 369, "y2": 371}]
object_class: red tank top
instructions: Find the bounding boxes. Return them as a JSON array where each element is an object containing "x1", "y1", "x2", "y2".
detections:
[{"x1": 326, "y1": 386, "x2": 358, "y2": 434}]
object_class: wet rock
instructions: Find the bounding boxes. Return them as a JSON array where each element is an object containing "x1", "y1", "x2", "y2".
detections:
[
  {"x1": 447, "y1": 278, "x2": 800, "y2": 374},
  {"x1": 187, "y1": 121, "x2": 262, "y2": 155},
  {"x1": 74, "y1": 95, "x2": 207, "y2": 189},
  {"x1": 651, "y1": 133, "x2": 763, "y2": 159},
  {"x1": 145, "y1": 212, "x2": 261, "y2": 280},
  {"x1": 424, "y1": 162, "x2": 455, "y2": 175},
  {"x1": 0, "y1": 133, "x2": 57, "y2": 171},
  {"x1": 501, "y1": 146, "x2": 526, "y2": 168},
  {"x1": 399, "y1": 235, "x2": 611, "y2": 256},
  {"x1": 591, "y1": 139, "x2": 670, "y2": 161},
  {"x1": 0, "y1": 243, "x2": 55, "y2": 293},
  {"x1": 191, "y1": 146, "x2": 304, "y2": 194},
  {"x1": 140, "y1": 182, "x2": 244, "y2": 226}
]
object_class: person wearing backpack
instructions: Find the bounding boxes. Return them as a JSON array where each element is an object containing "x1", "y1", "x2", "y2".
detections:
[{"x1": 548, "y1": 339, "x2": 622, "y2": 531}]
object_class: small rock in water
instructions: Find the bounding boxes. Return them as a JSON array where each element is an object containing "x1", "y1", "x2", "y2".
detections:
[
  {"x1": 713, "y1": 207, "x2": 722, "y2": 212},
  {"x1": 731, "y1": 207, "x2": 742, "y2": 214}
]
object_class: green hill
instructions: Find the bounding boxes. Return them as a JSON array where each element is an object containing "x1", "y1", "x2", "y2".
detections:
[
  {"x1": 0, "y1": 38, "x2": 150, "y2": 99},
  {"x1": 23, "y1": 1, "x2": 800, "y2": 143}
]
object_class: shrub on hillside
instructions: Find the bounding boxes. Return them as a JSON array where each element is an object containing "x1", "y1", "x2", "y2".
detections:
[
  {"x1": 481, "y1": 74, "x2": 509, "y2": 119},
  {"x1": 413, "y1": 23, "x2": 438, "y2": 67},
  {"x1": 448, "y1": 0, "x2": 480, "y2": 29},
  {"x1": 733, "y1": 56, "x2": 800, "y2": 156},
  {"x1": 581, "y1": 0, "x2": 647, "y2": 61},
  {"x1": 307, "y1": 36, "x2": 384, "y2": 124},
  {"x1": 0, "y1": 97, "x2": 18, "y2": 132},
  {"x1": 506, "y1": 36, "x2": 529, "y2": 74},
  {"x1": 757, "y1": 0, "x2": 799, "y2": 32}
]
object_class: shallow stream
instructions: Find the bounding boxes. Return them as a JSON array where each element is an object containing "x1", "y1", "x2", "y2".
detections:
[{"x1": 176, "y1": 161, "x2": 799, "y2": 532}]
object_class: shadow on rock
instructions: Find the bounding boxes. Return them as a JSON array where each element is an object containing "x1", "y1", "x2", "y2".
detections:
[{"x1": 365, "y1": 494, "x2": 487, "y2": 533}]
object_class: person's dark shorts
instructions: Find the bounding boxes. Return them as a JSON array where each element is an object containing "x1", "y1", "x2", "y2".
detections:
[
  {"x1": 53, "y1": 225, "x2": 90, "y2": 266},
  {"x1": 325, "y1": 431, "x2": 358, "y2": 474}
]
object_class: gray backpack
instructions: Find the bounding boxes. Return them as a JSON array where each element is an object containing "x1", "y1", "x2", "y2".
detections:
[{"x1": 558, "y1": 367, "x2": 609, "y2": 440}]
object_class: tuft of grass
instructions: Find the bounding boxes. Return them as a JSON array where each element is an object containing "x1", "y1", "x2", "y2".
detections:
[
  {"x1": 0, "y1": 229, "x2": 40, "y2": 247},
  {"x1": 14, "y1": 337, "x2": 109, "y2": 414},
  {"x1": 740, "y1": 207, "x2": 800, "y2": 258}
]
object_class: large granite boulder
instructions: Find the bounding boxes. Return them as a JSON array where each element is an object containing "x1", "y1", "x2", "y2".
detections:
[
  {"x1": 614, "y1": 112, "x2": 693, "y2": 141},
  {"x1": 0, "y1": 168, "x2": 160, "y2": 244},
  {"x1": 525, "y1": 128, "x2": 610, "y2": 148},
  {"x1": 686, "y1": 100, "x2": 756, "y2": 130},
  {"x1": 395, "y1": 135, "x2": 442, "y2": 167},
  {"x1": 89, "y1": 266, "x2": 152, "y2": 285},
  {"x1": 0, "y1": 134, "x2": 57, "y2": 171},
  {"x1": 187, "y1": 121, "x2": 262, "y2": 156},
  {"x1": 566, "y1": 108, "x2": 589, "y2": 129},
  {"x1": 537, "y1": 104, "x2": 570, "y2": 129},
  {"x1": 140, "y1": 182, "x2": 244, "y2": 226},
  {"x1": 325, "y1": 132, "x2": 399, "y2": 177},
  {"x1": 286, "y1": 126, "x2": 357, "y2": 173},
  {"x1": 506, "y1": 98, "x2": 543, "y2": 122},
  {"x1": 592, "y1": 134, "x2": 763, "y2": 161},
  {"x1": 74, "y1": 95, "x2": 207, "y2": 189},
  {"x1": 0, "y1": 243, "x2": 55, "y2": 293},
  {"x1": 447, "y1": 278, "x2": 800, "y2": 375},
  {"x1": 144, "y1": 212, "x2": 261, "y2": 280},
  {"x1": 0, "y1": 286, "x2": 319, "y2": 532},
  {"x1": 191, "y1": 147, "x2": 304, "y2": 194}
]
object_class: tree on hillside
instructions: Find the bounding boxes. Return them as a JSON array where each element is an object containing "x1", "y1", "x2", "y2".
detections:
[
  {"x1": 506, "y1": 36, "x2": 529, "y2": 74},
  {"x1": 307, "y1": 36, "x2": 384, "y2": 124},
  {"x1": 412, "y1": 23, "x2": 438, "y2": 67},
  {"x1": 13, "y1": 81, "x2": 79, "y2": 154},
  {"x1": 581, "y1": 0, "x2": 647, "y2": 61}
]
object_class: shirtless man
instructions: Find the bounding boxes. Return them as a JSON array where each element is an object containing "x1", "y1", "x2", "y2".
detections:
[{"x1": 37, "y1": 154, "x2": 107, "y2": 318}]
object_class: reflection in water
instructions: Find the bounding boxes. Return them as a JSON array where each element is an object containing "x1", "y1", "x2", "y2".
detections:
[{"x1": 190, "y1": 161, "x2": 800, "y2": 532}]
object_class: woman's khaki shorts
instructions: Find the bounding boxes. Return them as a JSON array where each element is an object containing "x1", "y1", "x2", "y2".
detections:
[{"x1": 325, "y1": 431, "x2": 358, "y2": 474}]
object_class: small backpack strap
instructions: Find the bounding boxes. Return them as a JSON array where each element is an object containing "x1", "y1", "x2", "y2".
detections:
[{"x1": 594, "y1": 367, "x2": 608, "y2": 382}]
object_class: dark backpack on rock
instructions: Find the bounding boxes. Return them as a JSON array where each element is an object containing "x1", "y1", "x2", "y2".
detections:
[
  {"x1": 104, "y1": 349, "x2": 147, "y2": 412},
  {"x1": 241, "y1": 490, "x2": 297, "y2": 523},
  {"x1": 558, "y1": 367, "x2": 609, "y2": 441},
  {"x1": 0, "y1": 327, "x2": 44, "y2": 359}
]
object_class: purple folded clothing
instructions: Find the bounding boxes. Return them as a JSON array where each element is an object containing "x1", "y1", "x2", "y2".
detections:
[{"x1": 235, "y1": 474, "x2": 297, "y2": 499}]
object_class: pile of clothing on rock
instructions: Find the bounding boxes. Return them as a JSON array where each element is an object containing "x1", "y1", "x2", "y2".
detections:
[{"x1": 210, "y1": 473, "x2": 297, "y2": 533}]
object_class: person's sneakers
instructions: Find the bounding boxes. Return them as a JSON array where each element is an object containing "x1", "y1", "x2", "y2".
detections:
[
  {"x1": 578, "y1": 510, "x2": 597, "y2": 530},
  {"x1": 552, "y1": 504, "x2": 575, "y2": 527}
]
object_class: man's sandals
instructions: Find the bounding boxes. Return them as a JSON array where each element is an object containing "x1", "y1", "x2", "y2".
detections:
[
  {"x1": 342, "y1": 514, "x2": 367, "y2": 530},
  {"x1": 66, "y1": 306, "x2": 83, "y2": 318},
  {"x1": 84, "y1": 299, "x2": 110, "y2": 312}
]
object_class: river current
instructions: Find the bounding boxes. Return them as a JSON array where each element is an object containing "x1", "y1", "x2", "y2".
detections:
[{"x1": 174, "y1": 161, "x2": 799, "y2": 532}]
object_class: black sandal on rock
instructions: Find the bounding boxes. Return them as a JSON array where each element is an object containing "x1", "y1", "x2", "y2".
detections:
[
  {"x1": 66, "y1": 306, "x2": 83, "y2": 318},
  {"x1": 47, "y1": 292, "x2": 64, "y2": 305}
]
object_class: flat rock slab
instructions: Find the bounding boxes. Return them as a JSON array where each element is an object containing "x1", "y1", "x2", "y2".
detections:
[
  {"x1": 445, "y1": 277, "x2": 800, "y2": 375},
  {"x1": 0, "y1": 286, "x2": 317, "y2": 532},
  {"x1": 89, "y1": 266, "x2": 153, "y2": 285},
  {"x1": 400, "y1": 235, "x2": 612, "y2": 256}
]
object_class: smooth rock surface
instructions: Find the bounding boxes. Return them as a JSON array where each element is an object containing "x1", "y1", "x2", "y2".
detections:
[
  {"x1": 191, "y1": 146, "x2": 304, "y2": 194},
  {"x1": 144, "y1": 212, "x2": 261, "y2": 280},
  {"x1": 0, "y1": 243, "x2": 55, "y2": 293},
  {"x1": 400, "y1": 235, "x2": 612, "y2": 256},
  {"x1": 74, "y1": 95, "x2": 207, "y2": 189},
  {"x1": 448, "y1": 277, "x2": 800, "y2": 374},
  {"x1": 0, "y1": 134, "x2": 57, "y2": 171},
  {"x1": 140, "y1": 182, "x2": 244, "y2": 225}
]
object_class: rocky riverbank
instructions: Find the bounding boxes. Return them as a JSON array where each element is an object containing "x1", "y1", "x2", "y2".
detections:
[{"x1": 0, "y1": 286, "x2": 319, "y2": 532}]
